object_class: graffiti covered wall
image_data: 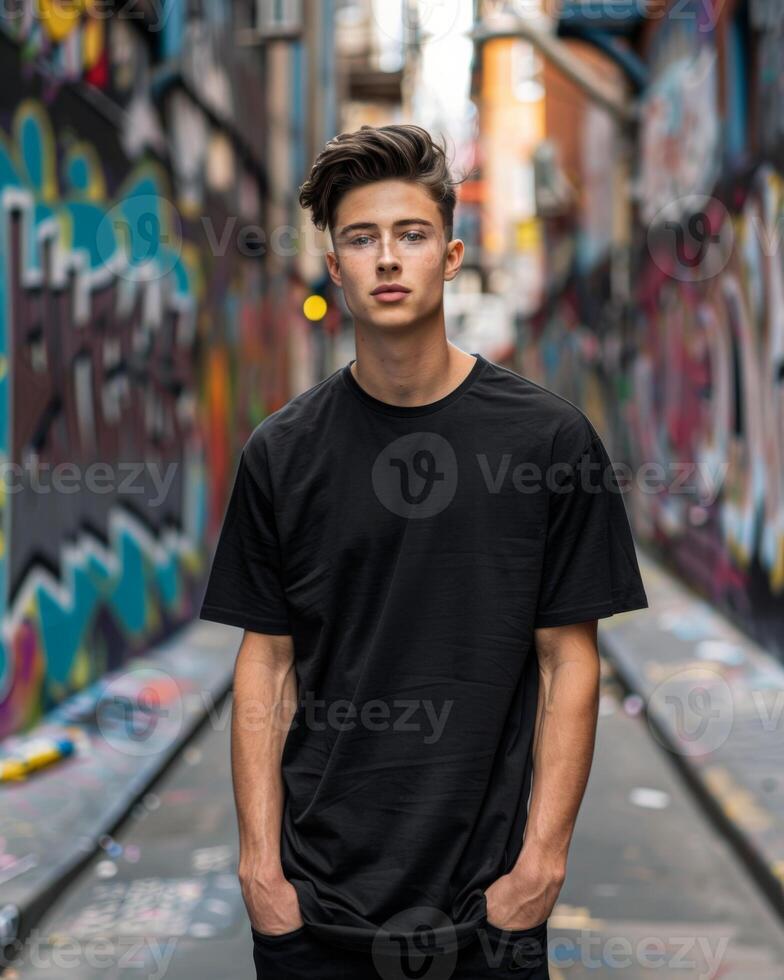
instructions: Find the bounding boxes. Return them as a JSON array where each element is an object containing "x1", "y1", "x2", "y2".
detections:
[
  {"x1": 523, "y1": 0, "x2": 784, "y2": 661},
  {"x1": 525, "y1": 165, "x2": 784, "y2": 661},
  {"x1": 0, "y1": 3, "x2": 287, "y2": 736},
  {"x1": 0, "y1": 91, "x2": 204, "y2": 738}
]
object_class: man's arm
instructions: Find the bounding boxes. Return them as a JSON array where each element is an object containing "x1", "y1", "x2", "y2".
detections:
[
  {"x1": 483, "y1": 619, "x2": 600, "y2": 930},
  {"x1": 233, "y1": 629, "x2": 304, "y2": 934}
]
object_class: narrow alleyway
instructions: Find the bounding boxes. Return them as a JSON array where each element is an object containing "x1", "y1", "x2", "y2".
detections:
[{"x1": 10, "y1": 646, "x2": 783, "y2": 979}]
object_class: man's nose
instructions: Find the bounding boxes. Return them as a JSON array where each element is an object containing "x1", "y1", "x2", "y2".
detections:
[{"x1": 377, "y1": 241, "x2": 401, "y2": 271}]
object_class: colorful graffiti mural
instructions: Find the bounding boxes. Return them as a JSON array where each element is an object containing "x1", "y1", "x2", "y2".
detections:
[
  {"x1": 1, "y1": 0, "x2": 111, "y2": 92},
  {"x1": 522, "y1": 0, "x2": 784, "y2": 661},
  {"x1": 523, "y1": 176, "x2": 784, "y2": 662},
  {"x1": 638, "y1": 0, "x2": 722, "y2": 227},
  {"x1": 0, "y1": 9, "x2": 284, "y2": 736},
  {"x1": 632, "y1": 166, "x2": 784, "y2": 634},
  {"x1": 0, "y1": 94, "x2": 207, "y2": 737}
]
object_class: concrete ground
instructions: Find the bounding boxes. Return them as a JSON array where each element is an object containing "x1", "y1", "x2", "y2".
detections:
[{"x1": 6, "y1": 647, "x2": 783, "y2": 979}]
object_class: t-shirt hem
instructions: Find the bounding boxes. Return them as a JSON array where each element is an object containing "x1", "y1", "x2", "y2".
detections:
[
  {"x1": 533, "y1": 591, "x2": 649, "y2": 628},
  {"x1": 199, "y1": 603, "x2": 292, "y2": 635},
  {"x1": 303, "y1": 919, "x2": 485, "y2": 955}
]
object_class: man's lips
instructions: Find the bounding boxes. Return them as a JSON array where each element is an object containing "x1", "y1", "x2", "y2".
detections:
[
  {"x1": 371, "y1": 285, "x2": 411, "y2": 302},
  {"x1": 371, "y1": 285, "x2": 411, "y2": 295}
]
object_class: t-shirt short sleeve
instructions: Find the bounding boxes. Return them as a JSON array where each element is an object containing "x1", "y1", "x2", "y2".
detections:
[
  {"x1": 533, "y1": 412, "x2": 649, "y2": 628},
  {"x1": 199, "y1": 440, "x2": 292, "y2": 636}
]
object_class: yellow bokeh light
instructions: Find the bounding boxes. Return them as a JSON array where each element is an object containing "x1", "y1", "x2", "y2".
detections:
[{"x1": 303, "y1": 295, "x2": 328, "y2": 321}]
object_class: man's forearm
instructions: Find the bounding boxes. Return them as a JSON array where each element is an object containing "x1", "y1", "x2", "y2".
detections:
[
  {"x1": 232, "y1": 633, "x2": 298, "y2": 882},
  {"x1": 513, "y1": 626, "x2": 600, "y2": 874}
]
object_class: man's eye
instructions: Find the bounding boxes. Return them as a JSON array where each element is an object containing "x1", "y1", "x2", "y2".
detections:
[{"x1": 349, "y1": 232, "x2": 424, "y2": 247}]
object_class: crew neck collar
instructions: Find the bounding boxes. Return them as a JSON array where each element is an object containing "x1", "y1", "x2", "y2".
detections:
[{"x1": 341, "y1": 353, "x2": 488, "y2": 417}]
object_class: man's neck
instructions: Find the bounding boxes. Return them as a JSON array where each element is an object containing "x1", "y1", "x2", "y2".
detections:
[{"x1": 350, "y1": 341, "x2": 477, "y2": 408}]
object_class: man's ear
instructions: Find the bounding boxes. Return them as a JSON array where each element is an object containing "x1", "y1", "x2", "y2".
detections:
[{"x1": 326, "y1": 250, "x2": 341, "y2": 286}]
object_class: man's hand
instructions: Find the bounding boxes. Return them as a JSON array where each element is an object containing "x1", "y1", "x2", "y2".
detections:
[
  {"x1": 483, "y1": 851, "x2": 565, "y2": 931},
  {"x1": 232, "y1": 631, "x2": 300, "y2": 936},
  {"x1": 239, "y1": 865, "x2": 304, "y2": 936},
  {"x1": 481, "y1": 618, "x2": 599, "y2": 932}
]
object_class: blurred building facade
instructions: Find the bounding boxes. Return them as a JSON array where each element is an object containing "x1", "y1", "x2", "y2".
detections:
[
  {"x1": 472, "y1": 0, "x2": 784, "y2": 659},
  {"x1": 0, "y1": 0, "x2": 338, "y2": 736},
  {"x1": 470, "y1": 0, "x2": 547, "y2": 322}
]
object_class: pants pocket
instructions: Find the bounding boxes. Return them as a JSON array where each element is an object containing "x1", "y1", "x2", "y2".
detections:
[
  {"x1": 484, "y1": 918, "x2": 548, "y2": 938},
  {"x1": 251, "y1": 924, "x2": 307, "y2": 945},
  {"x1": 483, "y1": 919, "x2": 549, "y2": 973}
]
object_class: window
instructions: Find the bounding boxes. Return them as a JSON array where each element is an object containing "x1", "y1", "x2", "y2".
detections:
[{"x1": 256, "y1": 0, "x2": 303, "y2": 37}]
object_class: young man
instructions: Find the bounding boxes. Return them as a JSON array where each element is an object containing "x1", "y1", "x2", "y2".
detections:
[{"x1": 199, "y1": 124, "x2": 649, "y2": 979}]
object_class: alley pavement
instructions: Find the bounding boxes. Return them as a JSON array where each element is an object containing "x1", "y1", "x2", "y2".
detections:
[
  {"x1": 0, "y1": 559, "x2": 784, "y2": 980},
  {"x1": 3, "y1": 561, "x2": 784, "y2": 977}
]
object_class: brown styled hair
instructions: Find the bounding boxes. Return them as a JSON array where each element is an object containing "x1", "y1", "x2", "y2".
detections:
[{"x1": 298, "y1": 124, "x2": 468, "y2": 241}]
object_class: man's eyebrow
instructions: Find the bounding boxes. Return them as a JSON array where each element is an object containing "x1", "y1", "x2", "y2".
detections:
[{"x1": 337, "y1": 218, "x2": 435, "y2": 236}]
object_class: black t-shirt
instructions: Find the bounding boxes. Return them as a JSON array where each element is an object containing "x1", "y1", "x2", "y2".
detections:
[{"x1": 199, "y1": 352, "x2": 648, "y2": 955}]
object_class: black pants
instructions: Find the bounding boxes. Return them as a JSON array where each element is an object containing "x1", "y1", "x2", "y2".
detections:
[{"x1": 251, "y1": 920, "x2": 550, "y2": 978}]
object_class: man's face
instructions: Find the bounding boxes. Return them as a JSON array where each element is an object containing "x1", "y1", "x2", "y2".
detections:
[{"x1": 326, "y1": 179, "x2": 463, "y2": 333}]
